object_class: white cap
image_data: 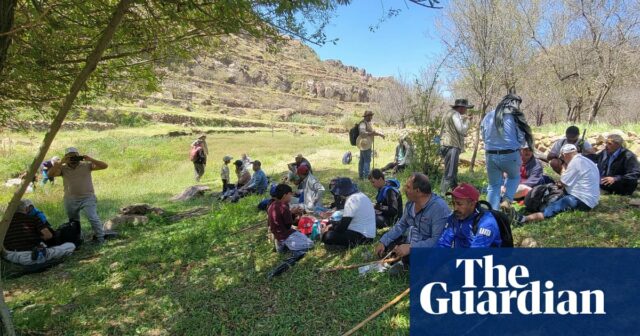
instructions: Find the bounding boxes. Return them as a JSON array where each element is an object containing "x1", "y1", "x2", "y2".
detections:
[
  {"x1": 51, "y1": 156, "x2": 60, "y2": 162},
  {"x1": 65, "y1": 147, "x2": 79, "y2": 155},
  {"x1": 18, "y1": 199, "x2": 34, "y2": 214},
  {"x1": 560, "y1": 144, "x2": 577, "y2": 155}
]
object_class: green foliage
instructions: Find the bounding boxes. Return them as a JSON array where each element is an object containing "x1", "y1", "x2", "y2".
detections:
[
  {"x1": 408, "y1": 80, "x2": 443, "y2": 181},
  {"x1": 0, "y1": 0, "x2": 351, "y2": 125}
]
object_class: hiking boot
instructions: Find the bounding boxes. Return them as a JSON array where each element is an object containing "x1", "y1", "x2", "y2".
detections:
[{"x1": 503, "y1": 206, "x2": 524, "y2": 227}]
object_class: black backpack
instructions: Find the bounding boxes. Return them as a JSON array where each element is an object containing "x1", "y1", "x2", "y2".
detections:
[
  {"x1": 349, "y1": 123, "x2": 360, "y2": 146},
  {"x1": 472, "y1": 200, "x2": 514, "y2": 248},
  {"x1": 524, "y1": 183, "x2": 565, "y2": 213}
]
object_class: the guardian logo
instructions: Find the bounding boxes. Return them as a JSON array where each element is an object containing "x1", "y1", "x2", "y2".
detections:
[{"x1": 420, "y1": 255, "x2": 606, "y2": 315}]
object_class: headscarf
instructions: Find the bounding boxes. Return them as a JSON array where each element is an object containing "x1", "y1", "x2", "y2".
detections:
[{"x1": 493, "y1": 94, "x2": 534, "y2": 150}]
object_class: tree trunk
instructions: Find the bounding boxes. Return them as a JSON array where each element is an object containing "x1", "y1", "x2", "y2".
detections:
[
  {"x1": 469, "y1": 102, "x2": 489, "y2": 173},
  {"x1": 0, "y1": 0, "x2": 17, "y2": 76},
  {"x1": 0, "y1": 0, "x2": 133, "y2": 334}
]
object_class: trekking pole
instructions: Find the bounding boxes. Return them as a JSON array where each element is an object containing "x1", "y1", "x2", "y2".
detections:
[
  {"x1": 342, "y1": 287, "x2": 410, "y2": 336},
  {"x1": 372, "y1": 136, "x2": 375, "y2": 169},
  {"x1": 317, "y1": 251, "x2": 398, "y2": 273}
]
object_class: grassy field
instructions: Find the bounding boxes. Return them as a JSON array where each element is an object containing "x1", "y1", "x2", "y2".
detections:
[{"x1": 1, "y1": 123, "x2": 639, "y2": 335}]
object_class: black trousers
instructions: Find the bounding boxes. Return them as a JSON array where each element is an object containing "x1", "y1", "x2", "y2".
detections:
[
  {"x1": 601, "y1": 179, "x2": 637, "y2": 196},
  {"x1": 322, "y1": 229, "x2": 373, "y2": 248}
]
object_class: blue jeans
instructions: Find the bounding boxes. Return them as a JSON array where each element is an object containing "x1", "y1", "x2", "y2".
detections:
[
  {"x1": 64, "y1": 195, "x2": 104, "y2": 239},
  {"x1": 359, "y1": 149, "x2": 372, "y2": 179},
  {"x1": 543, "y1": 194, "x2": 591, "y2": 218},
  {"x1": 486, "y1": 151, "x2": 522, "y2": 210}
]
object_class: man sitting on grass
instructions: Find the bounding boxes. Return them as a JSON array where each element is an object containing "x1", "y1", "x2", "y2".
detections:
[
  {"x1": 374, "y1": 173, "x2": 450, "y2": 264},
  {"x1": 321, "y1": 178, "x2": 375, "y2": 247},
  {"x1": 596, "y1": 134, "x2": 640, "y2": 196},
  {"x1": 239, "y1": 160, "x2": 268, "y2": 195},
  {"x1": 4, "y1": 200, "x2": 76, "y2": 266},
  {"x1": 438, "y1": 184, "x2": 502, "y2": 248},
  {"x1": 518, "y1": 144, "x2": 600, "y2": 224},
  {"x1": 368, "y1": 169, "x2": 403, "y2": 229},
  {"x1": 266, "y1": 184, "x2": 314, "y2": 280},
  {"x1": 297, "y1": 165, "x2": 325, "y2": 212}
]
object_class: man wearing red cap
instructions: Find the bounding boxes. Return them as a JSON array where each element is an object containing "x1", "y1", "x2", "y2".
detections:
[
  {"x1": 297, "y1": 165, "x2": 325, "y2": 212},
  {"x1": 438, "y1": 183, "x2": 502, "y2": 248}
]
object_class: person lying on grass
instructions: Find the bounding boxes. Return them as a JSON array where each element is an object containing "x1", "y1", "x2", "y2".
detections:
[
  {"x1": 374, "y1": 173, "x2": 450, "y2": 265},
  {"x1": 266, "y1": 184, "x2": 314, "y2": 279},
  {"x1": 516, "y1": 144, "x2": 600, "y2": 224},
  {"x1": 320, "y1": 177, "x2": 376, "y2": 248},
  {"x1": 438, "y1": 184, "x2": 503, "y2": 248}
]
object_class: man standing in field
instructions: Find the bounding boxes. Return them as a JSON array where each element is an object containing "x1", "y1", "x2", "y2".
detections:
[
  {"x1": 48, "y1": 147, "x2": 109, "y2": 244},
  {"x1": 356, "y1": 110, "x2": 385, "y2": 180},
  {"x1": 439, "y1": 98, "x2": 473, "y2": 194},
  {"x1": 191, "y1": 134, "x2": 208, "y2": 182}
]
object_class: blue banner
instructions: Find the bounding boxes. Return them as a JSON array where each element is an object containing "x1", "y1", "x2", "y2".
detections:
[{"x1": 410, "y1": 248, "x2": 640, "y2": 335}]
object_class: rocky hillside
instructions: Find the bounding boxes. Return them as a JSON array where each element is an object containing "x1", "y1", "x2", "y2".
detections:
[{"x1": 117, "y1": 34, "x2": 393, "y2": 129}]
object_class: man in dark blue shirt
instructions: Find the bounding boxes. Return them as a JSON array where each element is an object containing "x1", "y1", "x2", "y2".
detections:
[{"x1": 439, "y1": 183, "x2": 502, "y2": 248}]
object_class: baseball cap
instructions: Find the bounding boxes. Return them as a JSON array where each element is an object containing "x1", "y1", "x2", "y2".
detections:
[
  {"x1": 446, "y1": 183, "x2": 480, "y2": 203},
  {"x1": 65, "y1": 147, "x2": 79, "y2": 155},
  {"x1": 560, "y1": 144, "x2": 578, "y2": 155},
  {"x1": 223, "y1": 155, "x2": 232, "y2": 162},
  {"x1": 296, "y1": 165, "x2": 309, "y2": 176}
]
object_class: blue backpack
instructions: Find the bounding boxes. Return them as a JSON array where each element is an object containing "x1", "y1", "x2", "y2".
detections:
[{"x1": 376, "y1": 178, "x2": 401, "y2": 204}]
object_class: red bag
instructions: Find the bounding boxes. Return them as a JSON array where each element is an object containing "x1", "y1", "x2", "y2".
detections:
[
  {"x1": 297, "y1": 216, "x2": 316, "y2": 235},
  {"x1": 189, "y1": 145, "x2": 202, "y2": 162}
]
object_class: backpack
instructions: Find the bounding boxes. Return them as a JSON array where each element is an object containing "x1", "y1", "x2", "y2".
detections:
[
  {"x1": 349, "y1": 123, "x2": 360, "y2": 146},
  {"x1": 189, "y1": 145, "x2": 202, "y2": 162},
  {"x1": 54, "y1": 220, "x2": 83, "y2": 247},
  {"x1": 297, "y1": 216, "x2": 315, "y2": 235},
  {"x1": 472, "y1": 201, "x2": 514, "y2": 248},
  {"x1": 524, "y1": 183, "x2": 565, "y2": 213},
  {"x1": 342, "y1": 151, "x2": 352, "y2": 164}
]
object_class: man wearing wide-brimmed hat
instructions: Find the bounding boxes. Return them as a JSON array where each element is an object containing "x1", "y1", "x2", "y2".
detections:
[
  {"x1": 356, "y1": 110, "x2": 385, "y2": 180},
  {"x1": 439, "y1": 98, "x2": 474, "y2": 194}
]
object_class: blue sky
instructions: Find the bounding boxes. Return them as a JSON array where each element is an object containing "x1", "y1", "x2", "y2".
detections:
[{"x1": 308, "y1": 0, "x2": 445, "y2": 80}]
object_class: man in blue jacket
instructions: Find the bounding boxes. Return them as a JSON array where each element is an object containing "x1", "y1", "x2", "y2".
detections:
[
  {"x1": 374, "y1": 173, "x2": 451, "y2": 260},
  {"x1": 438, "y1": 183, "x2": 502, "y2": 248}
]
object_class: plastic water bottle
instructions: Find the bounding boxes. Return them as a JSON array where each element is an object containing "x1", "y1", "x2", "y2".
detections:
[{"x1": 35, "y1": 243, "x2": 46, "y2": 264}]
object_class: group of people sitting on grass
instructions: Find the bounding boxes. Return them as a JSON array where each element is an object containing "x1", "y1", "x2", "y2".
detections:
[
  {"x1": 264, "y1": 123, "x2": 640, "y2": 279},
  {"x1": 265, "y1": 168, "x2": 507, "y2": 279}
]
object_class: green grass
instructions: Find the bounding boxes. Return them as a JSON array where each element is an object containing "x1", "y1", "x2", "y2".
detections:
[{"x1": 0, "y1": 123, "x2": 639, "y2": 335}]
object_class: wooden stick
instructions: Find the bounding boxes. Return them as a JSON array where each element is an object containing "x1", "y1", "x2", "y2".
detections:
[
  {"x1": 228, "y1": 221, "x2": 266, "y2": 236},
  {"x1": 317, "y1": 256, "x2": 401, "y2": 273},
  {"x1": 342, "y1": 287, "x2": 410, "y2": 336}
]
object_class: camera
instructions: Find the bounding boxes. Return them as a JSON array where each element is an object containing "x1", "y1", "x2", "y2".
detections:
[{"x1": 69, "y1": 156, "x2": 84, "y2": 162}]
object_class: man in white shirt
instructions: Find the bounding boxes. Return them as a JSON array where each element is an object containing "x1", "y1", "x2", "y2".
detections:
[
  {"x1": 518, "y1": 144, "x2": 600, "y2": 223},
  {"x1": 321, "y1": 178, "x2": 375, "y2": 247}
]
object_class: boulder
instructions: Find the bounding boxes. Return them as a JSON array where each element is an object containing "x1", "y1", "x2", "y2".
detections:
[
  {"x1": 171, "y1": 185, "x2": 211, "y2": 201},
  {"x1": 119, "y1": 203, "x2": 165, "y2": 216},
  {"x1": 104, "y1": 215, "x2": 149, "y2": 230}
]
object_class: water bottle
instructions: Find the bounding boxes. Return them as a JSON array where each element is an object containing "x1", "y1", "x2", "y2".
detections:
[{"x1": 33, "y1": 242, "x2": 46, "y2": 264}]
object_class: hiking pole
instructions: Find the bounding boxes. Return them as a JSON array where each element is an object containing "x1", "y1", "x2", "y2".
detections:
[
  {"x1": 372, "y1": 136, "x2": 375, "y2": 170},
  {"x1": 342, "y1": 287, "x2": 410, "y2": 336},
  {"x1": 317, "y1": 251, "x2": 398, "y2": 273}
]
